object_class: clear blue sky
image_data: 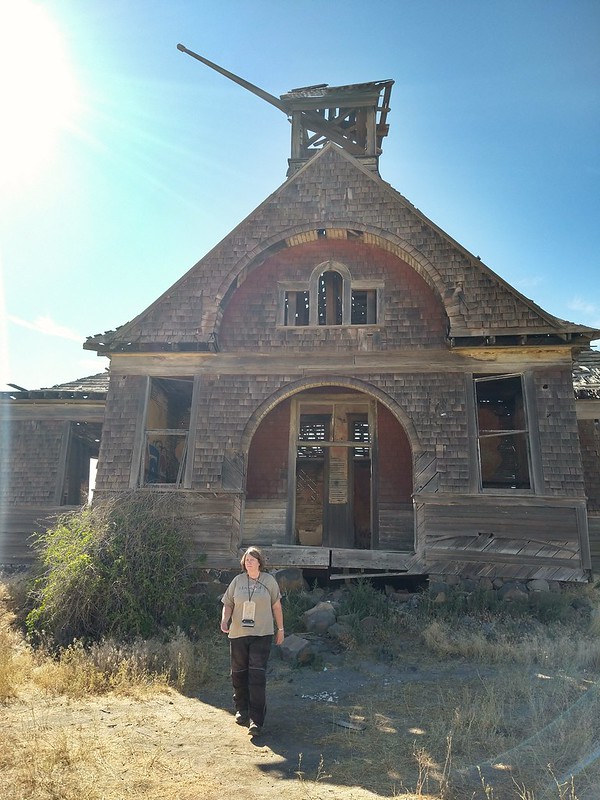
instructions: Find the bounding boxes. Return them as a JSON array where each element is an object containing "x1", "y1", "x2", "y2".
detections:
[{"x1": 1, "y1": 0, "x2": 598, "y2": 391}]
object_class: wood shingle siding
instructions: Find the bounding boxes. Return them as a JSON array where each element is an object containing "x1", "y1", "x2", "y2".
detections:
[
  {"x1": 85, "y1": 146, "x2": 589, "y2": 355},
  {"x1": 6, "y1": 102, "x2": 595, "y2": 581}
]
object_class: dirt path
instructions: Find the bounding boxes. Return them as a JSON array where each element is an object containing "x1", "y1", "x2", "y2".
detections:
[{"x1": 3, "y1": 641, "x2": 506, "y2": 800}]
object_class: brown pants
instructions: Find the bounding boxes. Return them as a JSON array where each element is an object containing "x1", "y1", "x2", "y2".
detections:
[{"x1": 229, "y1": 635, "x2": 272, "y2": 726}]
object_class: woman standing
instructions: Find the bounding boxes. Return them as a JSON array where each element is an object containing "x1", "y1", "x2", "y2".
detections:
[{"x1": 220, "y1": 546, "x2": 285, "y2": 736}]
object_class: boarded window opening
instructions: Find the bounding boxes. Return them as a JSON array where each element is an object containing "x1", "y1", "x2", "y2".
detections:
[
  {"x1": 475, "y1": 374, "x2": 531, "y2": 490},
  {"x1": 351, "y1": 417, "x2": 371, "y2": 458},
  {"x1": 141, "y1": 377, "x2": 192, "y2": 486}
]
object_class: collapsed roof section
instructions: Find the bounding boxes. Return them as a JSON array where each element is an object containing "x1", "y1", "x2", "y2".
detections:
[
  {"x1": 574, "y1": 349, "x2": 600, "y2": 400},
  {"x1": 0, "y1": 373, "x2": 109, "y2": 401}
]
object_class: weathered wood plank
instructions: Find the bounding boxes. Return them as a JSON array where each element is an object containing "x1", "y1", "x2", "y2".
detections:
[
  {"x1": 420, "y1": 500, "x2": 583, "y2": 562},
  {"x1": 425, "y1": 558, "x2": 588, "y2": 583},
  {"x1": 242, "y1": 500, "x2": 287, "y2": 546},
  {"x1": 330, "y1": 549, "x2": 411, "y2": 570},
  {"x1": 417, "y1": 493, "x2": 587, "y2": 508},
  {"x1": 107, "y1": 346, "x2": 572, "y2": 377},
  {"x1": 0, "y1": 505, "x2": 80, "y2": 564},
  {"x1": 427, "y1": 548, "x2": 578, "y2": 568},
  {"x1": 588, "y1": 515, "x2": 600, "y2": 576},
  {"x1": 262, "y1": 546, "x2": 330, "y2": 567}
]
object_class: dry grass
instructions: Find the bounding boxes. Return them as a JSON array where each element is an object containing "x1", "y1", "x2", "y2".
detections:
[
  {"x1": 3, "y1": 577, "x2": 600, "y2": 799},
  {"x1": 28, "y1": 629, "x2": 214, "y2": 699},
  {"x1": 0, "y1": 582, "x2": 35, "y2": 702},
  {"x1": 1, "y1": 697, "x2": 219, "y2": 800},
  {"x1": 2, "y1": 608, "x2": 212, "y2": 703}
]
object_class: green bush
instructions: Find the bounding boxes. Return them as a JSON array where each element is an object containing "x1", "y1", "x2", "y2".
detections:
[
  {"x1": 26, "y1": 493, "x2": 204, "y2": 646},
  {"x1": 338, "y1": 578, "x2": 390, "y2": 621}
]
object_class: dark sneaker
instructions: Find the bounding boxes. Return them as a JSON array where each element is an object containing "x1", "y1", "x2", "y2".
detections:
[
  {"x1": 248, "y1": 722, "x2": 262, "y2": 736},
  {"x1": 235, "y1": 712, "x2": 249, "y2": 726}
]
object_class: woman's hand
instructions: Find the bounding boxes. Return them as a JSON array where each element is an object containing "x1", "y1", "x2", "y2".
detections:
[
  {"x1": 221, "y1": 604, "x2": 233, "y2": 634},
  {"x1": 272, "y1": 599, "x2": 284, "y2": 645}
]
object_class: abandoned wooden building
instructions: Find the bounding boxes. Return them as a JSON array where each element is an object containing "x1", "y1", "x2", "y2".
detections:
[
  {"x1": 0, "y1": 373, "x2": 107, "y2": 565},
  {"x1": 2, "y1": 57, "x2": 599, "y2": 584}
]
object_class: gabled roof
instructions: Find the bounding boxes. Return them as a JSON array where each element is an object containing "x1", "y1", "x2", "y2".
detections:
[{"x1": 84, "y1": 143, "x2": 599, "y2": 353}]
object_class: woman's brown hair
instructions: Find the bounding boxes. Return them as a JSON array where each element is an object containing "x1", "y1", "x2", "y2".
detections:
[{"x1": 240, "y1": 546, "x2": 266, "y2": 572}]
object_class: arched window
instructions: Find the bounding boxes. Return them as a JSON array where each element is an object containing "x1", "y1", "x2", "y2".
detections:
[
  {"x1": 280, "y1": 259, "x2": 381, "y2": 327},
  {"x1": 318, "y1": 269, "x2": 343, "y2": 325}
]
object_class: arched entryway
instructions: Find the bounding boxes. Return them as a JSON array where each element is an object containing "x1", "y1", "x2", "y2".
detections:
[{"x1": 243, "y1": 386, "x2": 414, "y2": 558}]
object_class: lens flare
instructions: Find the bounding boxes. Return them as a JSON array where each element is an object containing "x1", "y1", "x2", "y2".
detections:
[{"x1": 0, "y1": 1, "x2": 79, "y2": 193}]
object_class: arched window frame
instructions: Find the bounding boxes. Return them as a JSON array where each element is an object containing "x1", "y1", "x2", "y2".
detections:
[
  {"x1": 279, "y1": 260, "x2": 382, "y2": 327},
  {"x1": 309, "y1": 261, "x2": 351, "y2": 326}
]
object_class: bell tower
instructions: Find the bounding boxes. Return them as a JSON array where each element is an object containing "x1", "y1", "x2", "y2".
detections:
[
  {"x1": 177, "y1": 44, "x2": 393, "y2": 176},
  {"x1": 282, "y1": 80, "x2": 393, "y2": 175}
]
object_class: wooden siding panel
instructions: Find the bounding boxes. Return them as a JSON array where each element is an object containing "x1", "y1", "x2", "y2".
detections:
[
  {"x1": 421, "y1": 497, "x2": 587, "y2": 577},
  {"x1": 0, "y1": 420, "x2": 65, "y2": 506},
  {"x1": 220, "y1": 240, "x2": 447, "y2": 352},
  {"x1": 0, "y1": 505, "x2": 72, "y2": 564},
  {"x1": 242, "y1": 500, "x2": 287, "y2": 546},
  {"x1": 378, "y1": 503, "x2": 414, "y2": 551},
  {"x1": 423, "y1": 503, "x2": 579, "y2": 541},
  {"x1": 579, "y1": 420, "x2": 600, "y2": 512},
  {"x1": 534, "y1": 370, "x2": 585, "y2": 496},
  {"x1": 94, "y1": 375, "x2": 147, "y2": 492}
]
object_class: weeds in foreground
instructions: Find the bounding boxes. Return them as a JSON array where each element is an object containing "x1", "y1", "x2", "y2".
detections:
[
  {"x1": 294, "y1": 753, "x2": 332, "y2": 800},
  {"x1": 0, "y1": 583, "x2": 35, "y2": 702},
  {"x1": 31, "y1": 630, "x2": 215, "y2": 697},
  {"x1": 1, "y1": 580, "x2": 217, "y2": 699},
  {"x1": 3, "y1": 577, "x2": 600, "y2": 799}
]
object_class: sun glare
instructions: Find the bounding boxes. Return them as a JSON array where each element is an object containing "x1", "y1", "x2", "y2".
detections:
[{"x1": 0, "y1": 1, "x2": 79, "y2": 193}]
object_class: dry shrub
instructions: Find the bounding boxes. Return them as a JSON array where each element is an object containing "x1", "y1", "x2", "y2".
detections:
[
  {"x1": 31, "y1": 630, "x2": 214, "y2": 698},
  {"x1": 421, "y1": 615, "x2": 600, "y2": 674},
  {"x1": 1, "y1": 579, "x2": 216, "y2": 702},
  {"x1": 422, "y1": 620, "x2": 494, "y2": 661},
  {"x1": 27, "y1": 493, "x2": 204, "y2": 646},
  {"x1": 5, "y1": 725, "x2": 110, "y2": 800}
]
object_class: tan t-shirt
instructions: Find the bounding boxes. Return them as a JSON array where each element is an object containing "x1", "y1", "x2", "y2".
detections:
[{"x1": 222, "y1": 572, "x2": 281, "y2": 638}]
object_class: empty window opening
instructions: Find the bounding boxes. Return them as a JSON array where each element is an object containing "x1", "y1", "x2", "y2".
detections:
[
  {"x1": 352, "y1": 417, "x2": 371, "y2": 458},
  {"x1": 62, "y1": 421, "x2": 102, "y2": 505},
  {"x1": 141, "y1": 377, "x2": 193, "y2": 486},
  {"x1": 475, "y1": 374, "x2": 531, "y2": 490},
  {"x1": 284, "y1": 290, "x2": 310, "y2": 326},
  {"x1": 318, "y1": 270, "x2": 343, "y2": 325},
  {"x1": 351, "y1": 289, "x2": 377, "y2": 324},
  {"x1": 297, "y1": 414, "x2": 329, "y2": 459},
  {"x1": 281, "y1": 261, "x2": 380, "y2": 328}
]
